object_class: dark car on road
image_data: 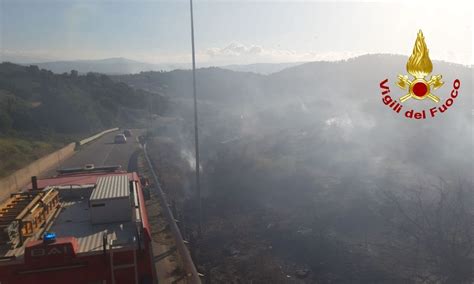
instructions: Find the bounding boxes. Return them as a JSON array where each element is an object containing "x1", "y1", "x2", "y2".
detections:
[{"x1": 114, "y1": 134, "x2": 127, "y2": 144}]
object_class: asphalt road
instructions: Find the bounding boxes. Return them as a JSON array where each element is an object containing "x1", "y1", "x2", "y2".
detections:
[{"x1": 42, "y1": 129, "x2": 143, "y2": 178}]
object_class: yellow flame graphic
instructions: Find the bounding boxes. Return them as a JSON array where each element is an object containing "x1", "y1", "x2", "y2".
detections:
[{"x1": 406, "y1": 30, "x2": 433, "y2": 78}]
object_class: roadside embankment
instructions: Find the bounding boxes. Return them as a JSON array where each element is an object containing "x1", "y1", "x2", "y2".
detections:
[{"x1": 0, "y1": 128, "x2": 118, "y2": 201}]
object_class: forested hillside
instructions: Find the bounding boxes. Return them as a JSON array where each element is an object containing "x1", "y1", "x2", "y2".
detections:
[
  {"x1": 0, "y1": 62, "x2": 166, "y2": 135},
  {"x1": 0, "y1": 62, "x2": 166, "y2": 176}
]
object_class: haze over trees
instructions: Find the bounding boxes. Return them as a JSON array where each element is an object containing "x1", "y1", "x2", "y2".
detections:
[{"x1": 119, "y1": 54, "x2": 473, "y2": 282}]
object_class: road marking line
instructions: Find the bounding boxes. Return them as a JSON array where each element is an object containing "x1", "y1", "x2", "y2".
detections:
[{"x1": 101, "y1": 144, "x2": 115, "y2": 166}]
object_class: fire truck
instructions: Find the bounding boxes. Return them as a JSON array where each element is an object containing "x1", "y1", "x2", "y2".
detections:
[{"x1": 0, "y1": 166, "x2": 154, "y2": 284}]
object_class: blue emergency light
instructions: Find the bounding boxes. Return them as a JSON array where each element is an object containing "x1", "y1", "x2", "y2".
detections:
[{"x1": 43, "y1": 232, "x2": 56, "y2": 243}]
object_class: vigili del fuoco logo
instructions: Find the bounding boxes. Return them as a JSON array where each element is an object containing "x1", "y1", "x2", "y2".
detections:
[{"x1": 379, "y1": 30, "x2": 461, "y2": 119}]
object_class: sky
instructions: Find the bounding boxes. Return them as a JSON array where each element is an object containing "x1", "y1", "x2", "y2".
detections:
[{"x1": 0, "y1": 0, "x2": 472, "y2": 66}]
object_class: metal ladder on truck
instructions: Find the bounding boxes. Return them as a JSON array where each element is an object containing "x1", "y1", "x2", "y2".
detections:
[{"x1": 109, "y1": 237, "x2": 139, "y2": 284}]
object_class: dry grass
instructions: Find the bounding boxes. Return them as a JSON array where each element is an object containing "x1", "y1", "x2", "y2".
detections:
[{"x1": 0, "y1": 137, "x2": 59, "y2": 177}]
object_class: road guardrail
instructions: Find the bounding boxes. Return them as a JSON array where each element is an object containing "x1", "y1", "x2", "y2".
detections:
[{"x1": 143, "y1": 144, "x2": 201, "y2": 284}]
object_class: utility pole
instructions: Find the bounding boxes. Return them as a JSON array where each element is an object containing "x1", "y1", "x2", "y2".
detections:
[{"x1": 189, "y1": 0, "x2": 202, "y2": 237}]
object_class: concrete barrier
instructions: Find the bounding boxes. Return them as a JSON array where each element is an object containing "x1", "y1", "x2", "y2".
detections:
[
  {"x1": 0, "y1": 127, "x2": 119, "y2": 201},
  {"x1": 0, "y1": 143, "x2": 76, "y2": 201},
  {"x1": 78, "y1": 127, "x2": 119, "y2": 146}
]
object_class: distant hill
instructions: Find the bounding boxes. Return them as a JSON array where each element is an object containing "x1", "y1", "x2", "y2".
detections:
[
  {"x1": 113, "y1": 54, "x2": 472, "y2": 105},
  {"x1": 30, "y1": 57, "x2": 307, "y2": 75},
  {"x1": 113, "y1": 54, "x2": 472, "y2": 179},
  {"x1": 31, "y1": 58, "x2": 189, "y2": 75},
  {"x1": 112, "y1": 67, "x2": 264, "y2": 103},
  {"x1": 221, "y1": 62, "x2": 305, "y2": 75}
]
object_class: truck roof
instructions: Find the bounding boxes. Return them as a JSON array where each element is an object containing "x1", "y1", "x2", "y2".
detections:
[{"x1": 0, "y1": 171, "x2": 146, "y2": 262}]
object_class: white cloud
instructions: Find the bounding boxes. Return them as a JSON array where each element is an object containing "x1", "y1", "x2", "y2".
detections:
[
  {"x1": 202, "y1": 42, "x2": 364, "y2": 64},
  {"x1": 206, "y1": 42, "x2": 265, "y2": 57}
]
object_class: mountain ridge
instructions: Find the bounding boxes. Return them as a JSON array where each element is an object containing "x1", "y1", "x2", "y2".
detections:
[{"x1": 12, "y1": 53, "x2": 467, "y2": 76}]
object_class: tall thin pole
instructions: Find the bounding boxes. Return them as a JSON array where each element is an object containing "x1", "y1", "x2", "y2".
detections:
[{"x1": 189, "y1": 0, "x2": 202, "y2": 237}]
